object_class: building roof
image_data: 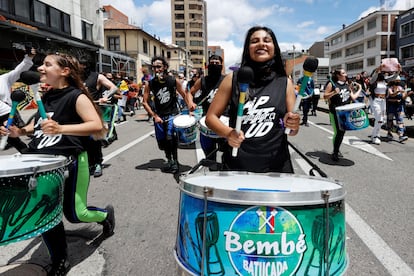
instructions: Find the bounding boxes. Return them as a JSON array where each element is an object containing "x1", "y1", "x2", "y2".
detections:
[{"x1": 104, "y1": 18, "x2": 140, "y2": 30}]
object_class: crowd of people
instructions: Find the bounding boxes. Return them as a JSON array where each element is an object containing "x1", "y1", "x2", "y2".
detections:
[{"x1": 1, "y1": 25, "x2": 414, "y2": 275}]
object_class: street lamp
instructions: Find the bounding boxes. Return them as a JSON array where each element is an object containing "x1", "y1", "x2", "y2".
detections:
[
  {"x1": 292, "y1": 45, "x2": 296, "y2": 84},
  {"x1": 185, "y1": 22, "x2": 189, "y2": 78}
]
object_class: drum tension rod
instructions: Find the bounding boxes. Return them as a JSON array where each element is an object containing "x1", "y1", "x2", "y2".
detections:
[
  {"x1": 321, "y1": 190, "x2": 331, "y2": 276},
  {"x1": 28, "y1": 166, "x2": 40, "y2": 191}
]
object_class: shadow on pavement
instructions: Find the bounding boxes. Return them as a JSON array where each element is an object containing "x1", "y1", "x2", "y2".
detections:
[{"x1": 306, "y1": 151, "x2": 355, "y2": 167}]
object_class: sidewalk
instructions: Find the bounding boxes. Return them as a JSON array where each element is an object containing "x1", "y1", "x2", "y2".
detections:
[{"x1": 316, "y1": 98, "x2": 414, "y2": 138}]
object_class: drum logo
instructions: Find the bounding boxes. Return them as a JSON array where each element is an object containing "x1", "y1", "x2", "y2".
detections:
[
  {"x1": 224, "y1": 206, "x2": 307, "y2": 276},
  {"x1": 348, "y1": 109, "x2": 367, "y2": 129}
]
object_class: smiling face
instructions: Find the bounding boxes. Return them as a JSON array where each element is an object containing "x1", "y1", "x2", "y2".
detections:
[
  {"x1": 37, "y1": 55, "x2": 70, "y2": 89},
  {"x1": 248, "y1": 29, "x2": 275, "y2": 63}
]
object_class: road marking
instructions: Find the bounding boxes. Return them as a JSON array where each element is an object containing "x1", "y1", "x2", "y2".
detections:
[
  {"x1": 346, "y1": 205, "x2": 414, "y2": 276},
  {"x1": 103, "y1": 131, "x2": 154, "y2": 163},
  {"x1": 294, "y1": 154, "x2": 413, "y2": 276},
  {"x1": 309, "y1": 121, "x2": 392, "y2": 161}
]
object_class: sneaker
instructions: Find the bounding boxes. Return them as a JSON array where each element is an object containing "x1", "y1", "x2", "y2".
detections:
[
  {"x1": 94, "y1": 164, "x2": 103, "y2": 178},
  {"x1": 398, "y1": 136, "x2": 408, "y2": 143},
  {"x1": 372, "y1": 137, "x2": 381, "y2": 145},
  {"x1": 331, "y1": 152, "x2": 339, "y2": 162},
  {"x1": 387, "y1": 132, "x2": 393, "y2": 140},
  {"x1": 101, "y1": 205, "x2": 115, "y2": 238},
  {"x1": 47, "y1": 258, "x2": 71, "y2": 276}
]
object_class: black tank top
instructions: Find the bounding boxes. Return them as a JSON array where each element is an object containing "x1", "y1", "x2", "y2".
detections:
[
  {"x1": 84, "y1": 72, "x2": 100, "y2": 100},
  {"x1": 328, "y1": 81, "x2": 352, "y2": 113},
  {"x1": 223, "y1": 71, "x2": 290, "y2": 172},
  {"x1": 149, "y1": 75, "x2": 179, "y2": 116},
  {"x1": 198, "y1": 75, "x2": 224, "y2": 115},
  {"x1": 28, "y1": 87, "x2": 87, "y2": 157}
]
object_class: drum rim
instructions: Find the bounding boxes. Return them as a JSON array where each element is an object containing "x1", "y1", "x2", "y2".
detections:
[
  {"x1": 0, "y1": 154, "x2": 69, "y2": 177},
  {"x1": 335, "y1": 102, "x2": 366, "y2": 110},
  {"x1": 179, "y1": 171, "x2": 345, "y2": 206}
]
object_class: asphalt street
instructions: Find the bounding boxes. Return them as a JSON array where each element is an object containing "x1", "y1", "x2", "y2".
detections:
[{"x1": 0, "y1": 100, "x2": 413, "y2": 275}]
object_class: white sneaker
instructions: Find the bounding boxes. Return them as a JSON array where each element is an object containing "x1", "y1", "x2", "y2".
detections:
[
  {"x1": 399, "y1": 136, "x2": 408, "y2": 143},
  {"x1": 372, "y1": 137, "x2": 381, "y2": 145}
]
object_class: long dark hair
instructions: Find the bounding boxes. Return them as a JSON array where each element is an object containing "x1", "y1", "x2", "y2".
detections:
[{"x1": 240, "y1": 26, "x2": 286, "y2": 77}]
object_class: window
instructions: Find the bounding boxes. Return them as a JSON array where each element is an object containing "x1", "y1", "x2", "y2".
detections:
[
  {"x1": 0, "y1": 0, "x2": 9, "y2": 12},
  {"x1": 367, "y1": 39, "x2": 376, "y2": 49},
  {"x1": 153, "y1": 46, "x2": 157, "y2": 56},
  {"x1": 50, "y1": 7, "x2": 61, "y2": 30},
  {"x1": 143, "y1": 39, "x2": 148, "y2": 54},
  {"x1": 346, "y1": 27, "x2": 364, "y2": 41},
  {"x1": 14, "y1": 0, "x2": 30, "y2": 19},
  {"x1": 174, "y1": 4, "x2": 184, "y2": 10},
  {"x1": 401, "y1": 45, "x2": 414, "y2": 59},
  {"x1": 345, "y1": 44, "x2": 364, "y2": 57},
  {"x1": 108, "y1": 36, "x2": 120, "y2": 51},
  {"x1": 367, "y1": 19, "x2": 376, "y2": 30},
  {"x1": 175, "y1": 13, "x2": 184, "y2": 20},
  {"x1": 367, "y1": 57, "x2": 376, "y2": 66},
  {"x1": 331, "y1": 36, "x2": 342, "y2": 46},
  {"x1": 346, "y1": 61, "x2": 363, "y2": 71},
  {"x1": 401, "y1": 21, "x2": 414, "y2": 38},
  {"x1": 62, "y1": 13, "x2": 70, "y2": 34},
  {"x1": 34, "y1": 0, "x2": 47, "y2": 25},
  {"x1": 331, "y1": 51, "x2": 342, "y2": 59},
  {"x1": 82, "y1": 21, "x2": 93, "y2": 41},
  {"x1": 175, "y1": 22, "x2": 185, "y2": 29}
]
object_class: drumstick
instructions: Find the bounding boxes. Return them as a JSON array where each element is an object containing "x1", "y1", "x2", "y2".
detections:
[
  {"x1": 285, "y1": 56, "x2": 319, "y2": 134},
  {"x1": 0, "y1": 90, "x2": 26, "y2": 150},
  {"x1": 31, "y1": 83, "x2": 47, "y2": 119},
  {"x1": 232, "y1": 66, "x2": 254, "y2": 157}
]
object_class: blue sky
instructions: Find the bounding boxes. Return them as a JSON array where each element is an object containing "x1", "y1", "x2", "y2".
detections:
[{"x1": 100, "y1": 0, "x2": 414, "y2": 70}]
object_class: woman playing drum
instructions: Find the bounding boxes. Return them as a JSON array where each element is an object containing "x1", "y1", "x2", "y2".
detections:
[
  {"x1": 0, "y1": 53, "x2": 115, "y2": 276},
  {"x1": 206, "y1": 26, "x2": 300, "y2": 173},
  {"x1": 323, "y1": 69, "x2": 361, "y2": 161}
]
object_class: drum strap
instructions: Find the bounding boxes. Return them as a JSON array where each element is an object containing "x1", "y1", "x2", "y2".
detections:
[{"x1": 287, "y1": 141, "x2": 328, "y2": 177}]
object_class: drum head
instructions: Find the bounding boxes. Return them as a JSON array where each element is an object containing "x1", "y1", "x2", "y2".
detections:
[
  {"x1": 180, "y1": 171, "x2": 345, "y2": 205},
  {"x1": 335, "y1": 102, "x2": 365, "y2": 111},
  {"x1": 0, "y1": 154, "x2": 68, "y2": 177},
  {"x1": 173, "y1": 115, "x2": 195, "y2": 128}
]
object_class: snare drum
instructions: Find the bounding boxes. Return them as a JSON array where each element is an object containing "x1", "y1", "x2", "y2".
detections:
[
  {"x1": 174, "y1": 115, "x2": 197, "y2": 145},
  {"x1": 0, "y1": 154, "x2": 69, "y2": 246},
  {"x1": 99, "y1": 103, "x2": 119, "y2": 143},
  {"x1": 335, "y1": 103, "x2": 369, "y2": 131},
  {"x1": 198, "y1": 116, "x2": 229, "y2": 139},
  {"x1": 175, "y1": 172, "x2": 348, "y2": 276}
]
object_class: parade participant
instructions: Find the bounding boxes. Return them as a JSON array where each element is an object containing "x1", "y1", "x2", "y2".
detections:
[
  {"x1": 0, "y1": 53, "x2": 115, "y2": 275},
  {"x1": 142, "y1": 56, "x2": 187, "y2": 174},
  {"x1": 79, "y1": 58, "x2": 118, "y2": 177},
  {"x1": 311, "y1": 84, "x2": 321, "y2": 116},
  {"x1": 187, "y1": 55, "x2": 226, "y2": 161},
  {"x1": 297, "y1": 74, "x2": 314, "y2": 126},
  {"x1": 0, "y1": 48, "x2": 36, "y2": 152},
  {"x1": 369, "y1": 72, "x2": 387, "y2": 145},
  {"x1": 205, "y1": 26, "x2": 300, "y2": 173},
  {"x1": 323, "y1": 69, "x2": 361, "y2": 161},
  {"x1": 386, "y1": 76, "x2": 412, "y2": 142}
]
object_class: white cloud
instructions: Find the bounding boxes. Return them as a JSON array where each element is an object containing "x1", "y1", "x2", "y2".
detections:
[{"x1": 297, "y1": 21, "x2": 314, "y2": 29}]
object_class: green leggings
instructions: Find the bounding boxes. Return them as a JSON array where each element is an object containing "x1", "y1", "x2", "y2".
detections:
[{"x1": 63, "y1": 151, "x2": 107, "y2": 223}]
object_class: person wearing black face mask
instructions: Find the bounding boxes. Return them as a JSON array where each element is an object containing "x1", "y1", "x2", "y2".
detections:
[{"x1": 187, "y1": 55, "x2": 226, "y2": 162}]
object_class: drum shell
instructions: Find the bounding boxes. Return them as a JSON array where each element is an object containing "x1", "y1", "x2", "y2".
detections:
[
  {"x1": 174, "y1": 115, "x2": 197, "y2": 145},
  {"x1": 335, "y1": 103, "x2": 369, "y2": 131},
  {"x1": 0, "y1": 154, "x2": 68, "y2": 246},
  {"x1": 175, "y1": 171, "x2": 348, "y2": 276},
  {"x1": 198, "y1": 116, "x2": 228, "y2": 139}
]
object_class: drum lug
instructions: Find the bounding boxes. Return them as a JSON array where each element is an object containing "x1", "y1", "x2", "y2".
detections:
[{"x1": 28, "y1": 166, "x2": 39, "y2": 191}]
